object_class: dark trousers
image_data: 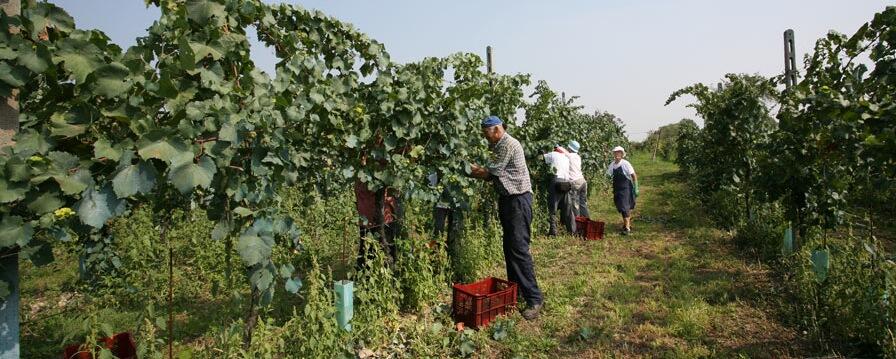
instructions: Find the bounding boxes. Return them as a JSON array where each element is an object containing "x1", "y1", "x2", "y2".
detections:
[
  {"x1": 547, "y1": 179, "x2": 576, "y2": 235},
  {"x1": 498, "y1": 192, "x2": 543, "y2": 306},
  {"x1": 357, "y1": 223, "x2": 399, "y2": 270},
  {"x1": 571, "y1": 179, "x2": 590, "y2": 218},
  {"x1": 434, "y1": 206, "x2": 465, "y2": 278},
  {"x1": 433, "y1": 206, "x2": 464, "y2": 246}
]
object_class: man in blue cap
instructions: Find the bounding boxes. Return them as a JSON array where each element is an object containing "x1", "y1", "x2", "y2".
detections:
[{"x1": 469, "y1": 116, "x2": 544, "y2": 320}]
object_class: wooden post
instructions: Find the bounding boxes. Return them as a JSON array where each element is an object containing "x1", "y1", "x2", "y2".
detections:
[{"x1": 0, "y1": 1, "x2": 22, "y2": 358}]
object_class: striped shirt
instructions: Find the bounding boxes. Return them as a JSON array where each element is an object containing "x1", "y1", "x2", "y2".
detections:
[{"x1": 487, "y1": 133, "x2": 532, "y2": 196}]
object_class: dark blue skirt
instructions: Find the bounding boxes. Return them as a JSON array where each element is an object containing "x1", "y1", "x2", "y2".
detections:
[{"x1": 613, "y1": 167, "x2": 636, "y2": 217}]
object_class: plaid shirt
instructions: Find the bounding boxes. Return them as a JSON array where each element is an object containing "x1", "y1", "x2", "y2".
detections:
[{"x1": 487, "y1": 133, "x2": 532, "y2": 196}]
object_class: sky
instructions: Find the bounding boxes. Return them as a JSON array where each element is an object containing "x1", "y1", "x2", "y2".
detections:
[{"x1": 52, "y1": 0, "x2": 893, "y2": 141}]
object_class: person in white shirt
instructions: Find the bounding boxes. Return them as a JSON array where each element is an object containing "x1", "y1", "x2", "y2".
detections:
[
  {"x1": 543, "y1": 146, "x2": 575, "y2": 236},
  {"x1": 562, "y1": 140, "x2": 590, "y2": 218},
  {"x1": 606, "y1": 146, "x2": 639, "y2": 235}
]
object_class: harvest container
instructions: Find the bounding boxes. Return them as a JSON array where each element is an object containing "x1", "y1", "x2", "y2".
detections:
[
  {"x1": 62, "y1": 332, "x2": 137, "y2": 359},
  {"x1": 575, "y1": 216, "x2": 605, "y2": 240},
  {"x1": 451, "y1": 277, "x2": 517, "y2": 330}
]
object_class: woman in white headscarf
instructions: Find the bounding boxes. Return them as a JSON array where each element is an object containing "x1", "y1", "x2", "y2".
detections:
[{"x1": 606, "y1": 146, "x2": 638, "y2": 235}]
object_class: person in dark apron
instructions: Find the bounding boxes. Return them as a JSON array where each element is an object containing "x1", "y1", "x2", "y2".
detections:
[{"x1": 606, "y1": 146, "x2": 638, "y2": 235}]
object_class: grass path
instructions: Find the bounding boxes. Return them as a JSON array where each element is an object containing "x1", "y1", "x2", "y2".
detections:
[{"x1": 479, "y1": 155, "x2": 811, "y2": 358}]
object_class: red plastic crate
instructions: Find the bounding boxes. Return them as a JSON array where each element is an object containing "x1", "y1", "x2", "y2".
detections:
[
  {"x1": 575, "y1": 216, "x2": 588, "y2": 235},
  {"x1": 575, "y1": 216, "x2": 605, "y2": 240},
  {"x1": 62, "y1": 332, "x2": 137, "y2": 359},
  {"x1": 452, "y1": 277, "x2": 517, "y2": 329}
]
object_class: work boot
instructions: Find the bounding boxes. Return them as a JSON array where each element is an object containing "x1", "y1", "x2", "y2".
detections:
[{"x1": 521, "y1": 303, "x2": 542, "y2": 320}]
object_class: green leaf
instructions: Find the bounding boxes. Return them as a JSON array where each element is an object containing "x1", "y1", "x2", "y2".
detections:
[
  {"x1": 0, "y1": 216, "x2": 34, "y2": 248},
  {"x1": 409, "y1": 145, "x2": 424, "y2": 159},
  {"x1": 863, "y1": 135, "x2": 881, "y2": 145},
  {"x1": 54, "y1": 168, "x2": 92, "y2": 195},
  {"x1": 186, "y1": 0, "x2": 227, "y2": 26},
  {"x1": 459, "y1": 340, "x2": 476, "y2": 356},
  {"x1": 48, "y1": 226, "x2": 71, "y2": 242},
  {"x1": 47, "y1": 151, "x2": 79, "y2": 172},
  {"x1": 137, "y1": 133, "x2": 191, "y2": 163},
  {"x1": 168, "y1": 155, "x2": 216, "y2": 194},
  {"x1": 76, "y1": 185, "x2": 125, "y2": 229},
  {"x1": 279, "y1": 263, "x2": 294, "y2": 279},
  {"x1": 189, "y1": 42, "x2": 223, "y2": 63},
  {"x1": 236, "y1": 234, "x2": 272, "y2": 267},
  {"x1": 17, "y1": 44, "x2": 52, "y2": 73},
  {"x1": 492, "y1": 324, "x2": 509, "y2": 341},
  {"x1": 89, "y1": 62, "x2": 132, "y2": 98},
  {"x1": 218, "y1": 123, "x2": 237, "y2": 143},
  {"x1": 49, "y1": 112, "x2": 86, "y2": 138},
  {"x1": 44, "y1": 152, "x2": 94, "y2": 195},
  {"x1": 5, "y1": 157, "x2": 30, "y2": 182},
  {"x1": 344, "y1": 134, "x2": 359, "y2": 148},
  {"x1": 0, "y1": 178, "x2": 28, "y2": 203},
  {"x1": 12, "y1": 130, "x2": 54, "y2": 156},
  {"x1": 94, "y1": 138, "x2": 124, "y2": 161},
  {"x1": 233, "y1": 207, "x2": 254, "y2": 217},
  {"x1": 53, "y1": 47, "x2": 101, "y2": 84},
  {"x1": 27, "y1": 3, "x2": 76, "y2": 34},
  {"x1": 26, "y1": 191, "x2": 63, "y2": 214},
  {"x1": 177, "y1": 348, "x2": 194, "y2": 359},
  {"x1": 98, "y1": 349, "x2": 114, "y2": 359},
  {"x1": 112, "y1": 161, "x2": 158, "y2": 198},
  {"x1": 0, "y1": 63, "x2": 29, "y2": 87},
  {"x1": 309, "y1": 91, "x2": 325, "y2": 105},
  {"x1": 250, "y1": 265, "x2": 275, "y2": 291},
  {"x1": 0, "y1": 46, "x2": 16, "y2": 61},
  {"x1": 285, "y1": 277, "x2": 302, "y2": 294}
]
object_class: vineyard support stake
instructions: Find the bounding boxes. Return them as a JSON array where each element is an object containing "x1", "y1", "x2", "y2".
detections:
[{"x1": 784, "y1": 29, "x2": 797, "y2": 88}]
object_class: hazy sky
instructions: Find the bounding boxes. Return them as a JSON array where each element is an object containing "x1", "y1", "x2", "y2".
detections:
[{"x1": 53, "y1": 0, "x2": 892, "y2": 141}]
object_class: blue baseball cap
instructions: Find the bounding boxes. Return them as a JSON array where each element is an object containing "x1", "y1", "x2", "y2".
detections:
[
  {"x1": 568, "y1": 140, "x2": 581, "y2": 153},
  {"x1": 481, "y1": 116, "x2": 503, "y2": 128}
]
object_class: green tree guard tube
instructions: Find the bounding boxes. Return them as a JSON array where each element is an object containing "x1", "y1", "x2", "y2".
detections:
[{"x1": 334, "y1": 280, "x2": 354, "y2": 332}]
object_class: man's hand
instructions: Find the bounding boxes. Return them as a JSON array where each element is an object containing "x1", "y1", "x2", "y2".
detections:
[{"x1": 469, "y1": 163, "x2": 490, "y2": 179}]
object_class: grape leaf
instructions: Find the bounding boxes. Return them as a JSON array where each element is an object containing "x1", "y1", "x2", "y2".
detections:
[
  {"x1": 76, "y1": 185, "x2": 125, "y2": 229},
  {"x1": 168, "y1": 155, "x2": 216, "y2": 194},
  {"x1": 112, "y1": 161, "x2": 158, "y2": 198},
  {"x1": 236, "y1": 234, "x2": 272, "y2": 267},
  {"x1": 0, "y1": 215, "x2": 34, "y2": 248}
]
